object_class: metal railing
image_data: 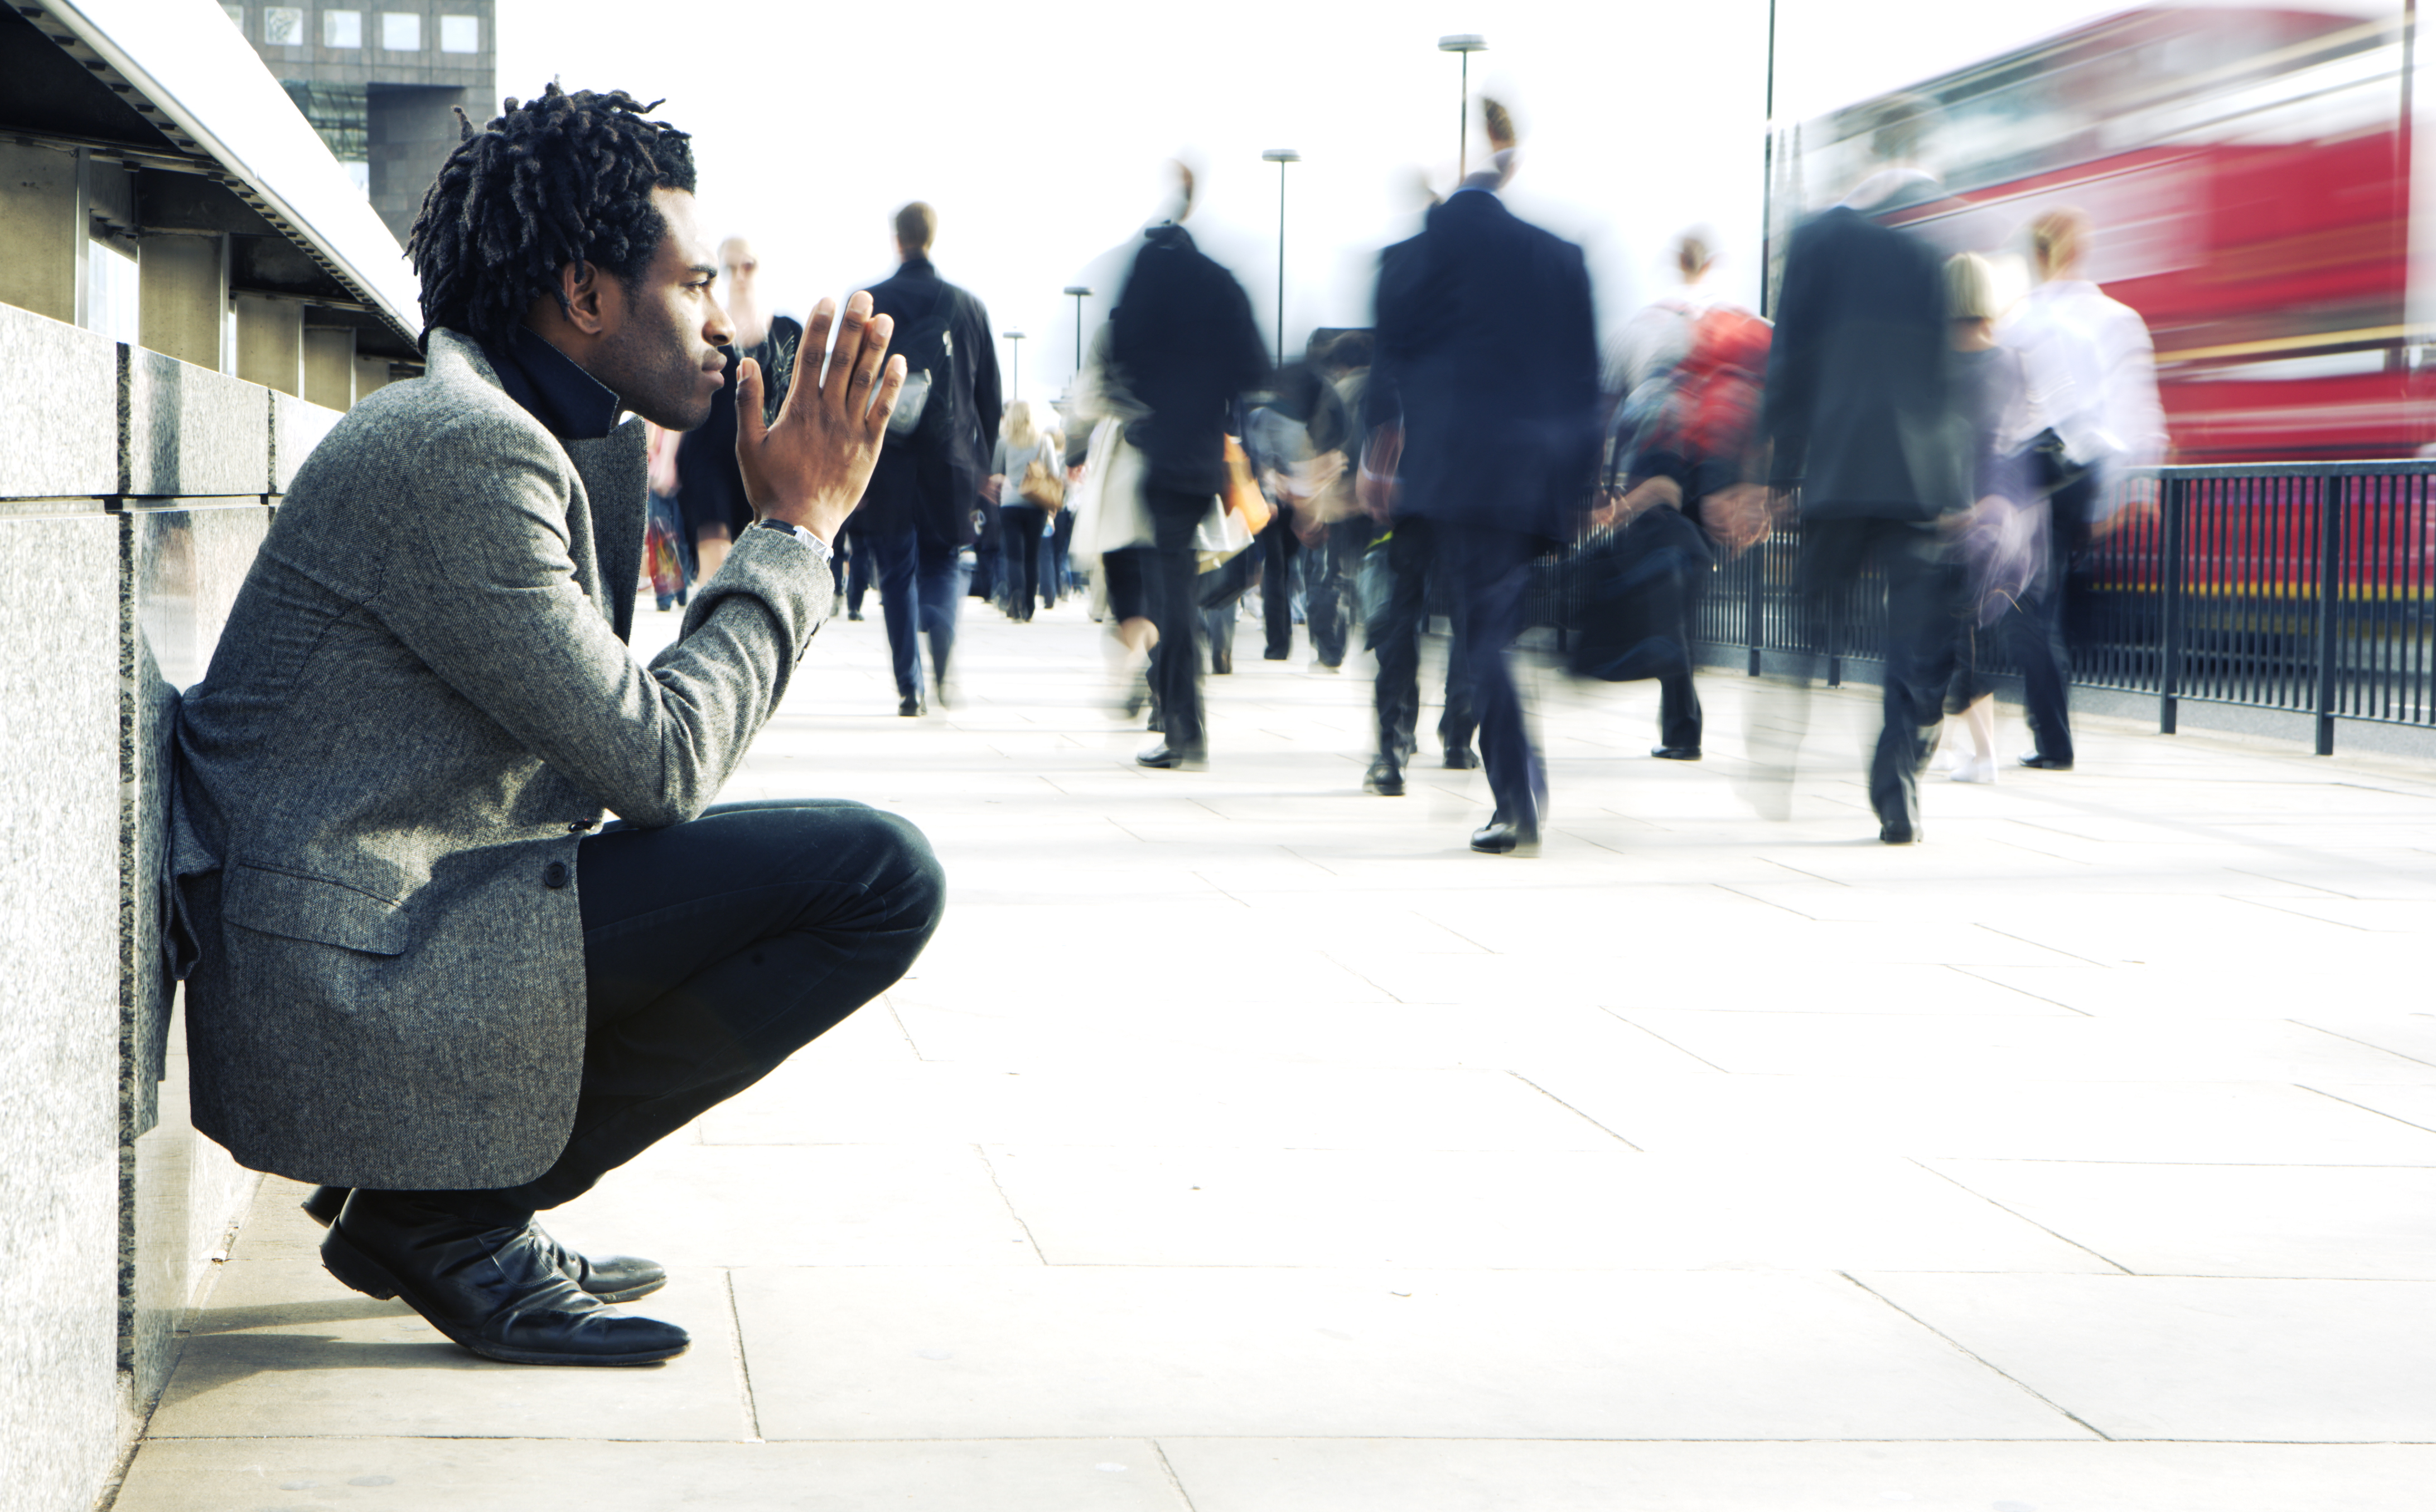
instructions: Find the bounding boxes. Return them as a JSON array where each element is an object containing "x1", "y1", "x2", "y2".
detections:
[{"x1": 1677, "y1": 462, "x2": 2436, "y2": 754}]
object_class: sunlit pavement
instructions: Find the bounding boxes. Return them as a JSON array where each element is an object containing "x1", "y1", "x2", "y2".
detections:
[{"x1": 117, "y1": 594, "x2": 2436, "y2": 1510}]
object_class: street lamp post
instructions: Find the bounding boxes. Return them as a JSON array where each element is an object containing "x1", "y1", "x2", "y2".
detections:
[
  {"x1": 1262, "y1": 148, "x2": 1299, "y2": 370},
  {"x1": 1438, "y1": 34, "x2": 1486, "y2": 178},
  {"x1": 1062, "y1": 285, "x2": 1091, "y2": 379},
  {"x1": 1002, "y1": 330, "x2": 1024, "y2": 402}
]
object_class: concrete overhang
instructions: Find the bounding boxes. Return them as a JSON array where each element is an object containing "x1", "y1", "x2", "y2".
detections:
[{"x1": 4, "y1": 0, "x2": 423, "y2": 358}]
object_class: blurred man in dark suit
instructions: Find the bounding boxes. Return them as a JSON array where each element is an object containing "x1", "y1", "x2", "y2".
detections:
[
  {"x1": 1761, "y1": 104, "x2": 1969, "y2": 843},
  {"x1": 1367, "y1": 101, "x2": 1601, "y2": 854}
]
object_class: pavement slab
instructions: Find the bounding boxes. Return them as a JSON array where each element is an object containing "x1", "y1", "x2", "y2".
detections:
[{"x1": 123, "y1": 604, "x2": 2436, "y2": 1508}]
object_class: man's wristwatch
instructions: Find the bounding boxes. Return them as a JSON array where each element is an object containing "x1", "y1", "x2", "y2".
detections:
[{"x1": 754, "y1": 517, "x2": 832, "y2": 567}]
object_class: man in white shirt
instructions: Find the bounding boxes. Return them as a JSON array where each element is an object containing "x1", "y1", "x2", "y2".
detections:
[{"x1": 1998, "y1": 207, "x2": 2168, "y2": 770}]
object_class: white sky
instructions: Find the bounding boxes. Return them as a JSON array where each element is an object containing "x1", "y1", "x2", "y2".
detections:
[{"x1": 497, "y1": 0, "x2": 2385, "y2": 399}]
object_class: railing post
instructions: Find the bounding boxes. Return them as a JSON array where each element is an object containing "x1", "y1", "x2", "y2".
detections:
[
  {"x1": 2160, "y1": 473, "x2": 2183, "y2": 734},
  {"x1": 2314, "y1": 471, "x2": 2343, "y2": 754},
  {"x1": 1745, "y1": 531, "x2": 1765, "y2": 676}
]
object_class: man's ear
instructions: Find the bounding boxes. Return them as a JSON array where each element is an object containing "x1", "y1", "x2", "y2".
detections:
[{"x1": 558, "y1": 260, "x2": 612, "y2": 336}]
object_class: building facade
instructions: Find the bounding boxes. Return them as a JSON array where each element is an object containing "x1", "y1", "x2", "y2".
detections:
[{"x1": 220, "y1": 1, "x2": 497, "y2": 244}]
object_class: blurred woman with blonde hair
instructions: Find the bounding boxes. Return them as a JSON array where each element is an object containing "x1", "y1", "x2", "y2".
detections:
[{"x1": 989, "y1": 399, "x2": 1064, "y2": 622}]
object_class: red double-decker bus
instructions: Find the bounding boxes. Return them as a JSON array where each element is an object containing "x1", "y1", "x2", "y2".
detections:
[{"x1": 1770, "y1": 7, "x2": 2433, "y2": 463}]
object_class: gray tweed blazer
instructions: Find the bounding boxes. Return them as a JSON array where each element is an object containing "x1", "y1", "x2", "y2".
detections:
[{"x1": 172, "y1": 329, "x2": 830, "y2": 1189}]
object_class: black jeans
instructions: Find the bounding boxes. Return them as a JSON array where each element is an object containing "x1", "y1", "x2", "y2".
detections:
[
  {"x1": 1000, "y1": 503, "x2": 1048, "y2": 619},
  {"x1": 1797, "y1": 515, "x2": 1964, "y2": 833},
  {"x1": 416, "y1": 799, "x2": 945, "y2": 1218},
  {"x1": 2003, "y1": 474, "x2": 2095, "y2": 764},
  {"x1": 1104, "y1": 486, "x2": 1212, "y2": 751},
  {"x1": 1367, "y1": 515, "x2": 1476, "y2": 770}
]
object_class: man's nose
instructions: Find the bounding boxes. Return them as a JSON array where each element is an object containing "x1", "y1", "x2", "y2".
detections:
[{"x1": 705, "y1": 301, "x2": 736, "y2": 347}]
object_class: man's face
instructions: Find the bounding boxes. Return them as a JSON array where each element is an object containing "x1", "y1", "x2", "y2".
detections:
[
  {"x1": 721, "y1": 237, "x2": 758, "y2": 300},
  {"x1": 589, "y1": 187, "x2": 732, "y2": 432}
]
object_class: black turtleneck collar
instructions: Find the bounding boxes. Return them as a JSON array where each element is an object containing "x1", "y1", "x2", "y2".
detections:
[{"x1": 483, "y1": 325, "x2": 624, "y2": 440}]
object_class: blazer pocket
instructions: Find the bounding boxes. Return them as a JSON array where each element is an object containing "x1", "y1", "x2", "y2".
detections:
[{"x1": 223, "y1": 864, "x2": 410, "y2": 957}]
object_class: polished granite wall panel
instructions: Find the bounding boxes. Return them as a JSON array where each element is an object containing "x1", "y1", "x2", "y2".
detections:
[
  {"x1": 271, "y1": 390, "x2": 345, "y2": 493},
  {"x1": 0, "y1": 303, "x2": 118, "y2": 498},
  {"x1": 0, "y1": 513, "x2": 133, "y2": 1510},
  {"x1": 123, "y1": 348, "x2": 272, "y2": 499},
  {"x1": 123, "y1": 503, "x2": 272, "y2": 1407}
]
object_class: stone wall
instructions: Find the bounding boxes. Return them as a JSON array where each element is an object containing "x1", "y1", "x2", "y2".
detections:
[{"x1": 0, "y1": 300, "x2": 323, "y2": 1512}]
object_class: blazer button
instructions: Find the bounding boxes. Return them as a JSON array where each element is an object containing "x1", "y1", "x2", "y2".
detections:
[{"x1": 544, "y1": 861, "x2": 569, "y2": 889}]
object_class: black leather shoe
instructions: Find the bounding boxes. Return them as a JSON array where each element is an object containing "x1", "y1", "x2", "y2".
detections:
[
  {"x1": 1879, "y1": 821, "x2": 1922, "y2": 844},
  {"x1": 2018, "y1": 753, "x2": 2074, "y2": 770},
  {"x1": 302, "y1": 1186, "x2": 666, "y2": 1303},
  {"x1": 898, "y1": 692, "x2": 925, "y2": 717},
  {"x1": 1470, "y1": 818, "x2": 1539, "y2": 855},
  {"x1": 1211, "y1": 644, "x2": 1233, "y2": 675},
  {"x1": 1444, "y1": 745, "x2": 1482, "y2": 770},
  {"x1": 1137, "y1": 740, "x2": 1208, "y2": 771},
  {"x1": 1364, "y1": 759, "x2": 1405, "y2": 796},
  {"x1": 1262, "y1": 648, "x2": 1290, "y2": 661},
  {"x1": 322, "y1": 1192, "x2": 688, "y2": 1366},
  {"x1": 847, "y1": 609, "x2": 864, "y2": 621},
  {"x1": 1651, "y1": 746, "x2": 1702, "y2": 762}
]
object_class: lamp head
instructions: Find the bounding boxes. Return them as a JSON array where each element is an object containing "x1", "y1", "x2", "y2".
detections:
[
  {"x1": 1262, "y1": 148, "x2": 1302, "y2": 164},
  {"x1": 1438, "y1": 33, "x2": 1486, "y2": 52}
]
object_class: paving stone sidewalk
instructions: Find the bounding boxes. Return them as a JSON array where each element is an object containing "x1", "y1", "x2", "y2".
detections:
[{"x1": 114, "y1": 598, "x2": 2436, "y2": 1511}]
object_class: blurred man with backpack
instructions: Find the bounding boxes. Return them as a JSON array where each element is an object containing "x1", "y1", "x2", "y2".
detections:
[{"x1": 864, "y1": 202, "x2": 1004, "y2": 714}]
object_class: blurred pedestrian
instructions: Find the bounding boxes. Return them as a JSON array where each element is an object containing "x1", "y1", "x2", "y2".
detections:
[
  {"x1": 1598, "y1": 231, "x2": 1773, "y2": 760},
  {"x1": 990, "y1": 400, "x2": 1064, "y2": 622},
  {"x1": 1102, "y1": 162, "x2": 1268, "y2": 770},
  {"x1": 1369, "y1": 100, "x2": 1601, "y2": 853},
  {"x1": 1761, "y1": 103, "x2": 1970, "y2": 844},
  {"x1": 1934, "y1": 250, "x2": 2040, "y2": 785},
  {"x1": 1999, "y1": 206, "x2": 2168, "y2": 772},
  {"x1": 643, "y1": 420, "x2": 688, "y2": 611},
  {"x1": 675, "y1": 236, "x2": 800, "y2": 580},
  {"x1": 864, "y1": 202, "x2": 1003, "y2": 715}
]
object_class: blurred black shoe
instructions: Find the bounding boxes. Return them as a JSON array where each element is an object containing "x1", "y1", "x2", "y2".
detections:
[
  {"x1": 1262, "y1": 649, "x2": 1290, "y2": 661},
  {"x1": 898, "y1": 692, "x2": 925, "y2": 717},
  {"x1": 2018, "y1": 753, "x2": 2074, "y2": 770},
  {"x1": 1444, "y1": 745, "x2": 1481, "y2": 770},
  {"x1": 847, "y1": 609, "x2": 863, "y2": 621},
  {"x1": 1879, "y1": 821, "x2": 1922, "y2": 844},
  {"x1": 1364, "y1": 759, "x2": 1405, "y2": 796},
  {"x1": 321, "y1": 1191, "x2": 687, "y2": 1366},
  {"x1": 1137, "y1": 740, "x2": 1207, "y2": 771},
  {"x1": 1651, "y1": 746, "x2": 1702, "y2": 762},
  {"x1": 1212, "y1": 644, "x2": 1233, "y2": 675},
  {"x1": 1470, "y1": 817, "x2": 1539, "y2": 855}
]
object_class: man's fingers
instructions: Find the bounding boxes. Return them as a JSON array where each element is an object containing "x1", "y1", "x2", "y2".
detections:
[
  {"x1": 800, "y1": 298, "x2": 839, "y2": 394},
  {"x1": 823, "y1": 292, "x2": 875, "y2": 407},
  {"x1": 845, "y1": 312, "x2": 895, "y2": 407},
  {"x1": 734, "y1": 357, "x2": 766, "y2": 450},
  {"x1": 864, "y1": 355, "x2": 906, "y2": 439}
]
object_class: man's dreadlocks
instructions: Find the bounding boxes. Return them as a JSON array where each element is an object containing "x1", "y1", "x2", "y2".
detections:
[{"x1": 407, "y1": 84, "x2": 696, "y2": 347}]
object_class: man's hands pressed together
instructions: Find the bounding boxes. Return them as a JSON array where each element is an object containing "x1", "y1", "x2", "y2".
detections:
[{"x1": 736, "y1": 291, "x2": 906, "y2": 546}]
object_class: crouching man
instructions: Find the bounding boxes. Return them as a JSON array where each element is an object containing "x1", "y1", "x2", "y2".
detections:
[{"x1": 170, "y1": 87, "x2": 940, "y2": 1366}]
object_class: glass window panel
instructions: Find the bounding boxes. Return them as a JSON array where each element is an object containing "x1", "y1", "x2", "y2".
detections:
[
  {"x1": 439, "y1": 14, "x2": 477, "y2": 52},
  {"x1": 323, "y1": 9, "x2": 361, "y2": 47},
  {"x1": 380, "y1": 11, "x2": 419, "y2": 50},
  {"x1": 260, "y1": 6, "x2": 303, "y2": 45}
]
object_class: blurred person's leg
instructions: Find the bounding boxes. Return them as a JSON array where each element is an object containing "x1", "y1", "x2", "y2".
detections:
[
  {"x1": 1140, "y1": 487, "x2": 1209, "y2": 762},
  {"x1": 1260, "y1": 515, "x2": 1301, "y2": 660},
  {"x1": 1436, "y1": 563, "x2": 1478, "y2": 767},
  {"x1": 867, "y1": 526, "x2": 924, "y2": 711},
  {"x1": 1446, "y1": 524, "x2": 1540, "y2": 849},
  {"x1": 844, "y1": 528, "x2": 873, "y2": 619},
  {"x1": 915, "y1": 533, "x2": 962, "y2": 697},
  {"x1": 1307, "y1": 518, "x2": 1359, "y2": 668},
  {"x1": 1871, "y1": 521, "x2": 1963, "y2": 841},
  {"x1": 1002, "y1": 505, "x2": 1045, "y2": 622},
  {"x1": 1368, "y1": 518, "x2": 1432, "y2": 788},
  {"x1": 2011, "y1": 477, "x2": 2091, "y2": 768}
]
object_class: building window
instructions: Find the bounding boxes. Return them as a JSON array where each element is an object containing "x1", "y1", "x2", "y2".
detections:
[
  {"x1": 280, "y1": 79, "x2": 370, "y2": 196},
  {"x1": 380, "y1": 11, "x2": 420, "y2": 50},
  {"x1": 86, "y1": 239, "x2": 141, "y2": 348},
  {"x1": 322, "y1": 9, "x2": 362, "y2": 47},
  {"x1": 439, "y1": 14, "x2": 478, "y2": 52},
  {"x1": 261, "y1": 6, "x2": 303, "y2": 45}
]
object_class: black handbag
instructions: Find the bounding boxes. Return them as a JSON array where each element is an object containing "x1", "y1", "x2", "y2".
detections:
[{"x1": 1567, "y1": 506, "x2": 1713, "y2": 684}]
